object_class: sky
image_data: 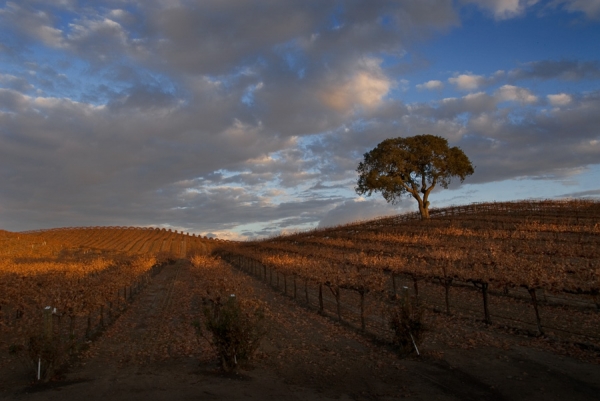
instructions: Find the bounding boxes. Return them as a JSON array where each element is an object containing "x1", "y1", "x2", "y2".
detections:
[{"x1": 0, "y1": 0, "x2": 599, "y2": 239}]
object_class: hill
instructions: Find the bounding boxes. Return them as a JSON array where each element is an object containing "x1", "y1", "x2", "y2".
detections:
[
  {"x1": 223, "y1": 199, "x2": 600, "y2": 345},
  {"x1": 10, "y1": 226, "x2": 220, "y2": 259},
  {"x1": 1, "y1": 200, "x2": 599, "y2": 400}
]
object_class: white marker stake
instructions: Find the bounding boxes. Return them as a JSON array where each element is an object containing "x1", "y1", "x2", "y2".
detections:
[
  {"x1": 410, "y1": 333, "x2": 420, "y2": 356},
  {"x1": 37, "y1": 357, "x2": 41, "y2": 380}
]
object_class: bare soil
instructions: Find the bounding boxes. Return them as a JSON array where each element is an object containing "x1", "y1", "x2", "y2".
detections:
[{"x1": 1, "y1": 260, "x2": 599, "y2": 401}]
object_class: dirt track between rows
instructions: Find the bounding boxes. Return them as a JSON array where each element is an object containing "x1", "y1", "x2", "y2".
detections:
[{"x1": 3, "y1": 258, "x2": 600, "y2": 401}]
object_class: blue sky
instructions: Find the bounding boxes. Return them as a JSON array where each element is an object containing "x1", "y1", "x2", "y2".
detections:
[{"x1": 0, "y1": 0, "x2": 599, "y2": 239}]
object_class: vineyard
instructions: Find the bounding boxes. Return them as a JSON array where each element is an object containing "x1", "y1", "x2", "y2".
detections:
[
  {"x1": 1, "y1": 200, "x2": 599, "y2": 399},
  {"x1": 0, "y1": 227, "x2": 213, "y2": 381},
  {"x1": 14, "y1": 226, "x2": 225, "y2": 257},
  {"x1": 221, "y1": 199, "x2": 600, "y2": 351}
]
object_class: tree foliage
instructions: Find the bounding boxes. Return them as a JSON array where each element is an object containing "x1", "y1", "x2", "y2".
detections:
[{"x1": 356, "y1": 135, "x2": 474, "y2": 219}]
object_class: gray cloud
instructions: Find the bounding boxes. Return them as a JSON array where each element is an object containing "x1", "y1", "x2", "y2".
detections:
[
  {"x1": 318, "y1": 198, "x2": 406, "y2": 228},
  {"x1": 445, "y1": 60, "x2": 600, "y2": 94},
  {"x1": 556, "y1": 188, "x2": 600, "y2": 198},
  {"x1": 458, "y1": 91, "x2": 600, "y2": 183},
  {"x1": 303, "y1": 89, "x2": 600, "y2": 190},
  {"x1": 0, "y1": 74, "x2": 34, "y2": 92},
  {"x1": 550, "y1": 0, "x2": 600, "y2": 20},
  {"x1": 509, "y1": 60, "x2": 600, "y2": 81},
  {"x1": 460, "y1": 0, "x2": 540, "y2": 20},
  {"x1": 144, "y1": 0, "x2": 458, "y2": 75},
  {"x1": 0, "y1": 1, "x2": 599, "y2": 238}
]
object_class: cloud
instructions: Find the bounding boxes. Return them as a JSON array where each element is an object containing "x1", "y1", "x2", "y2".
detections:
[
  {"x1": 557, "y1": 188, "x2": 600, "y2": 198},
  {"x1": 0, "y1": 74, "x2": 34, "y2": 92},
  {"x1": 146, "y1": 1, "x2": 458, "y2": 76},
  {"x1": 320, "y1": 59, "x2": 393, "y2": 113},
  {"x1": 495, "y1": 85, "x2": 538, "y2": 104},
  {"x1": 439, "y1": 92, "x2": 498, "y2": 117},
  {"x1": 547, "y1": 93, "x2": 572, "y2": 106},
  {"x1": 509, "y1": 60, "x2": 600, "y2": 81},
  {"x1": 550, "y1": 0, "x2": 600, "y2": 20},
  {"x1": 461, "y1": 0, "x2": 540, "y2": 19},
  {"x1": 448, "y1": 73, "x2": 488, "y2": 91},
  {"x1": 417, "y1": 80, "x2": 444, "y2": 90},
  {"x1": 311, "y1": 88, "x2": 600, "y2": 190},
  {"x1": 446, "y1": 60, "x2": 600, "y2": 93},
  {"x1": 317, "y1": 198, "x2": 405, "y2": 228},
  {"x1": 4, "y1": 0, "x2": 450, "y2": 235},
  {"x1": 0, "y1": 1, "x2": 599, "y2": 237},
  {"x1": 458, "y1": 90, "x2": 600, "y2": 183},
  {"x1": 0, "y1": 2, "x2": 65, "y2": 48},
  {"x1": 66, "y1": 17, "x2": 130, "y2": 60}
]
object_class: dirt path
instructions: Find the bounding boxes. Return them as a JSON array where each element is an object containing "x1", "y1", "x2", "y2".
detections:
[
  {"x1": 4, "y1": 261, "x2": 347, "y2": 400},
  {"x1": 5, "y1": 259, "x2": 600, "y2": 401}
]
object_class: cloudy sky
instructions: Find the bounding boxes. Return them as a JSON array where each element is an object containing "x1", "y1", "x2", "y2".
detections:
[{"x1": 1, "y1": 0, "x2": 599, "y2": 239}]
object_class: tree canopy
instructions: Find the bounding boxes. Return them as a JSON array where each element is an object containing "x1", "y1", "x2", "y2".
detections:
[{"x1": 355, "y1": 135, "x2": 474, "y2": 219}]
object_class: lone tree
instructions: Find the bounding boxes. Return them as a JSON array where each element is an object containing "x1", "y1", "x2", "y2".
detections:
[{"x1": 356, "y1": 135, "x2": 474, "y2": 220}]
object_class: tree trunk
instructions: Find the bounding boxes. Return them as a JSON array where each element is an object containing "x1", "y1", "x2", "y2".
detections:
[
  {"x1": 419, "y1": 204, "x2": 430, "y2": 220},
  {"x1": 413, "y1": 193, "x2": 430, "y2": 220}
]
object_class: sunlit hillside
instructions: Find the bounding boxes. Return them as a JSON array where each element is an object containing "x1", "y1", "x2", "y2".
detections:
[
  {"x1": 2, "y1": 226, "x2": 222, "y2": 259},
  {"x1": 224, "y1": 199, "x2": 600, "y2": 345}
]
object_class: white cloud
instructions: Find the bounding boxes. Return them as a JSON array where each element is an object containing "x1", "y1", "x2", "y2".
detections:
[
  {"x1": 417, "y1": 80, "x2": 444, "y2": 90},
  {"x1": 461, "y1": 0, "x2": 540, "y2": 19},
  {"x1": 320, "y1": 59, "x2": 393, "y2": 112},
  {"x1": 447, "y1": 60, "x2": 600, "y2": 95},
  {"x1": 437, "y1": 92, "x2": 498, "y2": 119},
  {"x1": 547, "y1": 93, "x2": 572, "y2": 106},
  {"x1": 495, "y1": 85, "x2": 538, "y2": 104},
  {"x1": 37, "y1": 24, "x2": 65, "y2": 48},
  {"x1": 448, "y1": 74, "x2": 486, "y2": 91},
  {"x1": 0, "y1": 74, "x2": 34, "y2": 91},
  {"x1": 108, "y1": 9, "x2": 130, "y2": 19},
  {"x1": 551, "y1": 0, "x2": 600, "y2": 20},
  {"x1": 398, "y1": 79, "x2": 410, "y2": 92},
  {"x1": 1, "y1": 0, "x2": 599, "y2": 237},
  {"x1": 509, "y1": 60, "x2": 600, "y2": 81},
  {"x1": 0, "y1": 3, "x2": 66, "y2": 48},
  {"x1": 68, "y1": 18, "x2": 126, "y2": 43}
]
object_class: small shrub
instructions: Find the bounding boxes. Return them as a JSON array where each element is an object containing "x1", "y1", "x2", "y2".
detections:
[
  {"x1": 388, "y1": 295, "x2": 425, "y2": 357},
  {"x1": 9, "y1": 307, "x2": 76, "y2": 381},
  {"x1": 195, "y1": 295, "x2": 267, "y2": 372},
  {"x1": 10, "y1": 323, "x2": 74, "y2": 381},
  {"x1": 26, "y1": 334, "x2": 62, "y2": 380}
]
